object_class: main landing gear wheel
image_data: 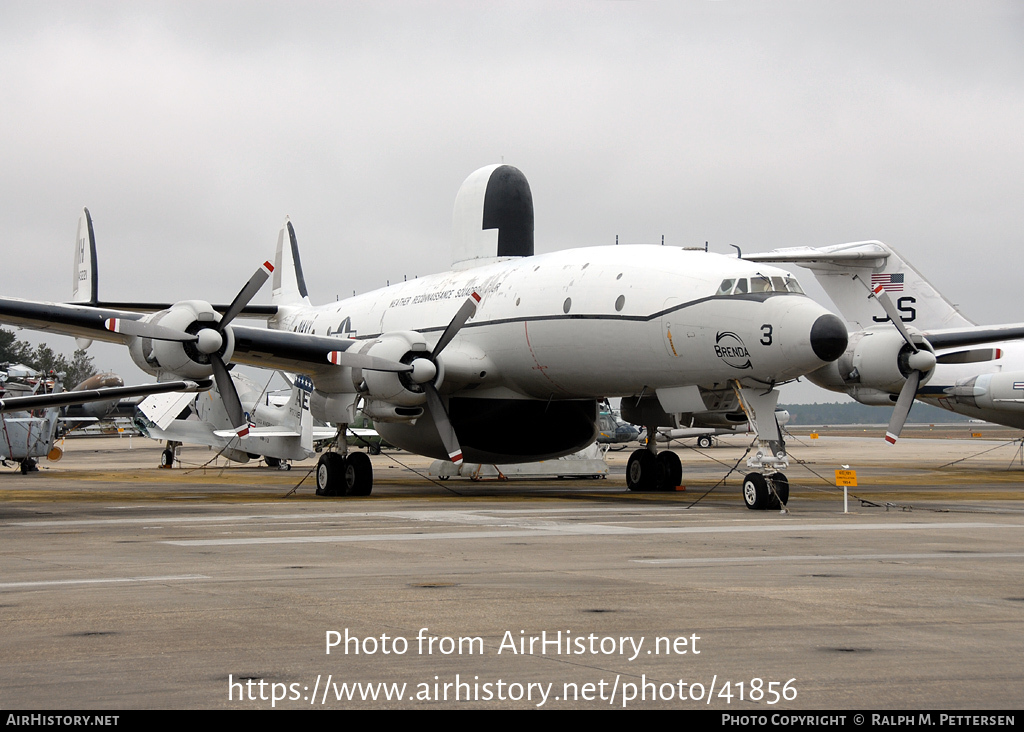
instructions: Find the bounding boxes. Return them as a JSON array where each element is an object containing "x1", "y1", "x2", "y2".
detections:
[
  {"x1": 20, "y1": 458, "x2": 38, "y2": 475},
  {"x1": 159, "y1": 449, "x2": 174, "y2": 469},
  {"x1": 657, "y1": 451, "x2": 682, "y2": 491},
  {"x1": 697, "y1": 435, "x2": 713, "y2": 449},
  {"x1": 316, "y1": 452, "x2": 374, "y2": 497},
  {"x1": 627, "y1": 450, "x2": 658, "y2": 492},
  {"x1": 345, "y1": 452, "x2": 373, "y2": 496},
  {"x1": 767, "y1": 472, "x2": 789, "y2": 509},
  {"x1": 743, "y1": 473, "x2": 770, "y2": 510},
  {"x1": 316, "y1": 453, "x2": 345, "y2": 496}
]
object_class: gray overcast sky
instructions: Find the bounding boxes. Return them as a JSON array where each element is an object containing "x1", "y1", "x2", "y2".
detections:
[{"x1": 2, "y1": 1, "x2": 1022, "y2": 402}]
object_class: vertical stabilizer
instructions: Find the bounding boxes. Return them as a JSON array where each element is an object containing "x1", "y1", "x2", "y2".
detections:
[
  {"x1": 452, "y1": 164, "x2": 534, "y2": 269},
  {"x1": 747, "y1": 241, "x2": 974, "y2": 331},
  {"x1": 272, "y1": 218, "x2": 311, "y2": 306},
  {"x1": 72, "y1": 208, "x2": 98, "y2": 305},
  {"x1": 281, "y1": 372, "x2": 314, "y2": 452},
  {"x1": 71, "y1": 208, "x2": 98, "y2": 350}
]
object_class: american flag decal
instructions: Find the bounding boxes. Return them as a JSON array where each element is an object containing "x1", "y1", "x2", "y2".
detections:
[{"x1": 871, "y1": 273, "x2": 904, "y2": 292}]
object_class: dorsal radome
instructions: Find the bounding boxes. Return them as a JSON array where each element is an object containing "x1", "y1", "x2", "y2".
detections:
[{"x1": 452, "y1": 164, "x2": 534, "y2": 268}]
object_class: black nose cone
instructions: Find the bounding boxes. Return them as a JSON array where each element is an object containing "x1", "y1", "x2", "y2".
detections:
[{"x1": 810, "y1": 313, "x2": 848, "y2": 362}]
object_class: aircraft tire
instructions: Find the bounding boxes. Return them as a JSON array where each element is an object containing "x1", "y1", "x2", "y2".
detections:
[
  {"x1": 626, "y1": 450, "x2": 659, "y2": 492},
  {"x1": 657, "y1": 451, "x2": 682, "y2": 491},
  {"x1": 742, "y1": 473, "x2": 770, "y2": 510},
  {"x1": 368, "y1": 443, "x2": 381, "y2": 456},
  {"x1": 767, "y1": 472, "x2": 789, "y2": 509},
  {"x1": 264, "y1": 456, "x2": 281, "y2": 468},
  {"x1": 316, "y1": 453, "x2": 346, "y2": 496},
  {"x1": 345, "y1": 452, "x2": 373, "y2": 496},
  {"x1": 159, "y1": 449, "x2": 174, "y2": 469},
  {"x1": 20, "y1": 458, "x2": 38, "y2": 475},
  {"x1": 697, "y1": 435, "x2": 712, "y2": 449}
]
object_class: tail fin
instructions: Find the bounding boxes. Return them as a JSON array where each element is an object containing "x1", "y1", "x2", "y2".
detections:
[
  {"x1": 271, "y1": 218, "x2": 311, "y2": 307},
  {"x1": 280, "y1": 372, "x2": 314, "y2": 451},
  {"x1": 72, "y1": 208, "x2": 98, "y2": 305},
  {"x1": 747, "y1": 240, "x2": 974, "y2": 331},
  {"x1": 71, "y1": 208, "x2": 99, "y2": 350}
]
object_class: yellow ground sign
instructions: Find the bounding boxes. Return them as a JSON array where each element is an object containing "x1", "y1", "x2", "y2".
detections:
[
  {"x1": 835, "y1": 469, "x2": 857, "y2": 487},
  {"x1": 810, "y1": 432, "x2": 819, "y2": 439}
]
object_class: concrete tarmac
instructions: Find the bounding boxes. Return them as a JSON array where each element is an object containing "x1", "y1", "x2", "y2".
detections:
[{"x1": 2, "y1": 429, "x2": 1023, "y2": 710}]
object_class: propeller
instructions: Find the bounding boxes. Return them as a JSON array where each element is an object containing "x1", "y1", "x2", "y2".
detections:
[
  {"x1": 203, "y1": 261, "x2": 275, "y2": 437},
  {"x1": 419, "y1": 292, "x2": 480, "y2": 464},
  {"x1": 863, "y1": 278, "x2": 937, "y2": 444}
]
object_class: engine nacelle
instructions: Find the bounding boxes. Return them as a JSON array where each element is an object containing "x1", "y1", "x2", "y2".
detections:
[
  {"x1": 127, "y1": 300, "x2": 234, "y2": 379},
  {"x1": 807, "y1": 327, "x2": 934, "y2": 396},
  {"x1": 946, "y1": 371, "x2": 1024, "y2": 413},
  {"x1": 354, "y1": 331, "x2": 445, "y2": 408},
  {"x1": 309, "y1": 390, "x2": 358, "y2": 426}
]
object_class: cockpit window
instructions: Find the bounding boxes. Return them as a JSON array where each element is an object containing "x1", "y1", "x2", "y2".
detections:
[{"x1": 716, "y1": 275, "x2": 804, "y2": 296}]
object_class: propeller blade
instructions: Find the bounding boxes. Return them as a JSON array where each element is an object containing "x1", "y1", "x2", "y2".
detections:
[
  {"x1": 431, "y1": 292, "x2": 480, "y2": 359},
  {"x1": 219, "y1": 261, "x2": 275, "y2": 329},
  {"x1": 884, "y1": 369, "x2": 921, "y2": 445},
  {"x1": 868, "y1": 284, "x2": 918, "y2": 352},
  {"x1": 104, "y1": 318, "x2": 198, "y2": 343},
  {"x1": 425, "y1": 383, "x2": 464, "y2": 465},
  {"x1": 211, "y1": 355, "x2": 250, "y2": 438}
]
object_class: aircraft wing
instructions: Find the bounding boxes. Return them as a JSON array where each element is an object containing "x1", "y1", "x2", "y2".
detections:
[
  {"x1": 229, "y1": 324, "x2": 389, "y2": 372},
  {"x1": 0, "y1": 297, "x2": 407, "y2": 375},
  {"x1": 214, "y1": 426, "x2": 300, "y2": 438},
  {"x1": 922, "y1": 324, "x2": 1024, "y2": 349},
  {"x1": 145, "y1": 420, "x2": 222, "y2": 445},
  {"x1": 138, "y1": 391, "x2": 200, "y2": 430},
  {"x1": 0, "y1": 379, "x2": 213, "y2": 413},
  {"x1": 0, "y1": 297, "x2": 141, "y2": 345}
]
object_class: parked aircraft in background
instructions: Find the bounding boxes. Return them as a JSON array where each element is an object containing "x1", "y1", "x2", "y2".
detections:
[
  {"x1": 0, "y1": 369, "x2": 211, "y2": 473},
  {"x1": 0, "y1": 167, "x2": 848, "y2": 509},
  {"x1": 747, "y1": 241, "x2": 1024, "y2": 442},
  {"x1": 597, "y1": 403, "x2": 640, "y2": 449},
  {"x1": 135, "y1": 371, "x2": 334, "y2": 469},
  {"x1": 645, "y1": 409, "x2": 791, "y2": 449}
]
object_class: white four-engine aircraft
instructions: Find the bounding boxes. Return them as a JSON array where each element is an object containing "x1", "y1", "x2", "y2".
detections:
[{"x1": 0, "y1": 165, "x2": 848, "y2": 508}]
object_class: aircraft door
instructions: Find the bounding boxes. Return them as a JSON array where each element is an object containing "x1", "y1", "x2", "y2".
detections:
[{"x1": 661, "y1": 297, "x2": 707, "y2": 360}]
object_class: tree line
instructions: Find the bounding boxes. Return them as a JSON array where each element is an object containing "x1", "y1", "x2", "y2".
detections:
[{"x1": 0, "y1": 328, "x2": 97, "y2": 388}]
